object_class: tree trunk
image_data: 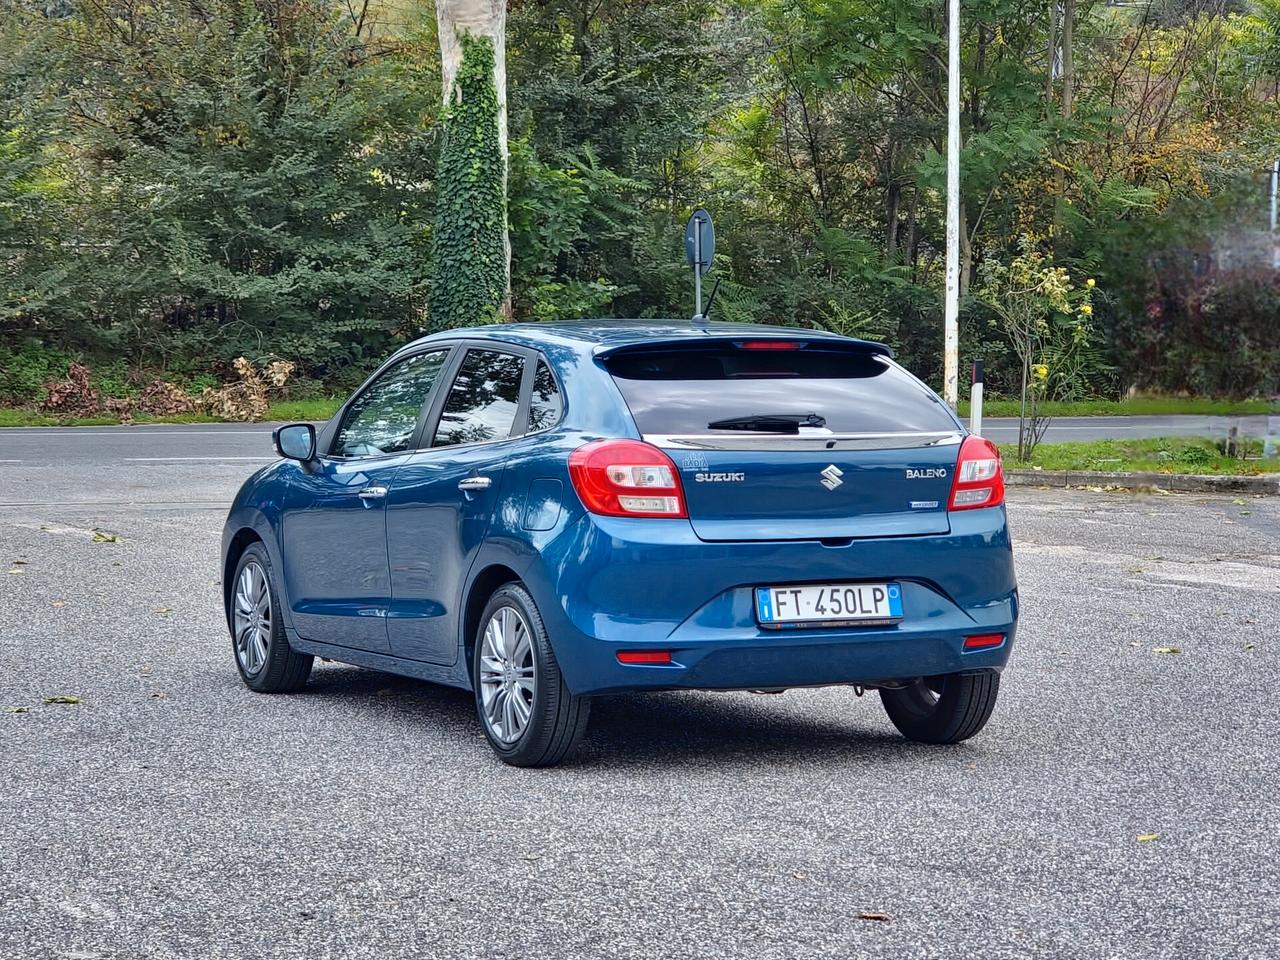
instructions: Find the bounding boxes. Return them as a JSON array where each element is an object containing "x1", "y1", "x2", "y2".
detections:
[
  {"x1": 1052, "y1": 0, "x2": 1074, "y2": 257},
  {"x1": 436, "y1": 0, "x2": 510, "y2": 310},
  {"x1": 1046, "y1": 0, "x2": 1057, "y2": 103},
  {"x1": 886, "y1": 179, "x2": 900, "y2": 261},
  {"x1": 905, "y1": 185, "x2": 919, "y2": 281},
  {"x1": 1061, "y1": 0, "x2": 1075, "y2": 120}
]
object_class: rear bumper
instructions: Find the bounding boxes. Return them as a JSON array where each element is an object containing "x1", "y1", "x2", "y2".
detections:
[{"x1": 525, "y1": 508, "x2": 1018, "y2": 696}]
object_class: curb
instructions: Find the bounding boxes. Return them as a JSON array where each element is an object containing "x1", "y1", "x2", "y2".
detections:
[{"x1": 1006, "y1": 469, "x2": 1280, "y2": 495}]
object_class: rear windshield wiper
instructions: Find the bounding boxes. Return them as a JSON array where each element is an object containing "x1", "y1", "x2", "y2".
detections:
[{"x1": 707, "y1": 413, "x2": 827, "y2": 434}]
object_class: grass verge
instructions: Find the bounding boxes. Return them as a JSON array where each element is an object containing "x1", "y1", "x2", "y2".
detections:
[
  {"x1": 958, "y1": 396, "x2": 1274, "y2": 417},
  {"x1": 4, "y1": 393, "x2": 1273, "y2": 427},
  {"x1": 1001, "y1": 436, "x2": 1280, "y2": 476},
  {"x1": 0, "y1": 399, "x2": 343, "y2": 428}
]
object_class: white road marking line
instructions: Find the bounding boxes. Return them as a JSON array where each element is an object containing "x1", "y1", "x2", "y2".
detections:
[
  {"x1": 3, "y1": 429, "x2": 272, "y2": 437},
  {"x1": 123, "y1": 456, "x2": 274, "y2": 462}
]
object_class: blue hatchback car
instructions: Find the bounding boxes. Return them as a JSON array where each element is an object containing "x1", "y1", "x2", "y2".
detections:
[{"x1": 222, "y1": 322, "x2": 1017, "y2": 766}]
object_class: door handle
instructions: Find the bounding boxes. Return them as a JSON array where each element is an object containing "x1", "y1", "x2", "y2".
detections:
[
  {"x1": 357, "y1": 486, "x2": 388, "y2": 499},
  {"x1": 457, "y1": 477, "x2": 492, "y2": 492}
]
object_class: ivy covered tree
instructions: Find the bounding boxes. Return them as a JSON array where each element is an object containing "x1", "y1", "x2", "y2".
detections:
[
  {"x1": 429, "y1": 33, "x2": 508, "y2": 329},
  {"x1": 432, "y1": 0, "x2": 511, "y2": 322}
]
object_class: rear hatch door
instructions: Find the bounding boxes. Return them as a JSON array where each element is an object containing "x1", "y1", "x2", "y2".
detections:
[{"x1": 602, "y1": 337, "x2": 962, "y2": 542}]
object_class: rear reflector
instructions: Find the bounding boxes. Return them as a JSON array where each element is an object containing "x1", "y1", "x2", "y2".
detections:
[
  {"x1": 617, "y1": 650, "x2": 673, "y2": 665},
  {"x1": 738, "y1": 340, "x2": 801, "y2": 351},
  {"x1": 963, "y1": 633, "x2": 1005, "y2": 650}
]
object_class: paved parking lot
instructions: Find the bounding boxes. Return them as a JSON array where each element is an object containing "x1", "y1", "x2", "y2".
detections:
[{"x1": 1, "y1": 446, "x2": 1278, "y2": 959}]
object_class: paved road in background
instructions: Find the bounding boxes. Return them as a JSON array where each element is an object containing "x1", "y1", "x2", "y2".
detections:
[
  {"x1": 1, "y1": 435, "x2": 1279, "y2": 957},
  {"x1": 1, "y1": 414, "x2": 1277, "y2": 474}
]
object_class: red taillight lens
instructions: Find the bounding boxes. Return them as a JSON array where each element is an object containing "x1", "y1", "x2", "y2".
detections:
[
  {"x1": 568, "y1": 439, "x2": 687, "y2": 518},
  {"x1": 948, "y1": 435, "x2": 1005, "y2": 511},
  {"x1": 616, "y1": 650, "x2": 674, "y2": 665},
  {"x1": 738, "y1": 340, "x2": 801, "y2": 351},
  {"x1": 963, "y1": 633, "x2": 1006, "y2": 650}
]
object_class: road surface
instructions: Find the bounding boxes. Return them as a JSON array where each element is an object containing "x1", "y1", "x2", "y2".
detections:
[{"x1": 0, "y1": 414, "x2": 1276, "y2": 473}]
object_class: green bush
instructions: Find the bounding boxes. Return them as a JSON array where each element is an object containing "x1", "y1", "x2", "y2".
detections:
[{"x1": 0, "y1": 343, "x2": 71, "y2": 404}]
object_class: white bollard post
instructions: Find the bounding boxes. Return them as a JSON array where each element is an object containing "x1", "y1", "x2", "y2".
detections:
[{"x1": 970, "y1": 359, "x2": 984, "y2": 437}]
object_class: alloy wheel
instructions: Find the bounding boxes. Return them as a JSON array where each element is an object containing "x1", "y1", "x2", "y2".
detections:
[
  {"x1": 233, "y1": 560, "x2": 272, "y2": 676},
  {"x1": 478, "y1": 605, "x2": 536, "y2": 744}
]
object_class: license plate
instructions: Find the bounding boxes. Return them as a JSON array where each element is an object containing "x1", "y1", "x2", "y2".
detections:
[{"x1": 754, "y1": 582, "x2": 903, "y2": 629}]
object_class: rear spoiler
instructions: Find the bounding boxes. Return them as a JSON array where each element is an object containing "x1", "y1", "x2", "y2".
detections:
[{"x1": 596, "y1": 335, "x2": 894, "y2": 360}]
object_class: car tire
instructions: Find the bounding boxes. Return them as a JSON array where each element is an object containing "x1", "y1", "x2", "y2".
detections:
[
  {"x1": 473, "y1": 583, "x2": 591, "y2": 768},
  {"x1": 879, "y1": 671, "x2": 999, "y2": 744},
  {"x1": 229, "y1": 543, "x2": 313, "y2": 693}
]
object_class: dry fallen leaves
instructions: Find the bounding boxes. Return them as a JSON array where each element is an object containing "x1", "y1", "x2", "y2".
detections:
[
  {"x1": 1152, "y1": 647, "x2": 1181, "y2": 655},
  {"x1": 1137, "y1": 833, "x2": 1160, "y2": 843},
  {"x1": 6, "y1": 706, "x2": 30, "y2": 714},
  {"x1": 152, "y1": 607, "x2": 174, "y2": 615},
  {"x1": 91, "y1": 530, "x2": 121, "y2": 543},
  {"x1": 43, "y1": 695, "x2": 81, "y2": 705},
  {"x1": 858, "y1": 912, "x2": 893, "y2": 922}
]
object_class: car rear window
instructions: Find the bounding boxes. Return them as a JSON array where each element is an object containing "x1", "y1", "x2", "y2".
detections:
[{"x1": 604, "y1": 344, "x2": 956, "y2": 435}]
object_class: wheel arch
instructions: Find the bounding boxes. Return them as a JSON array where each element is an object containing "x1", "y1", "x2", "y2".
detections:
[
  {"x1": 461, "y1": 563, "x2": 523, "y2": 677},
  {"x1": 222, "y1": 528, "x2": 264, "y2": 624}
]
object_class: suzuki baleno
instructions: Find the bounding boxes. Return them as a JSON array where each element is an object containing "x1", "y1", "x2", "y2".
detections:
[{"x1": 221, "y1": 322, "x2": 1018, "y2": 766}]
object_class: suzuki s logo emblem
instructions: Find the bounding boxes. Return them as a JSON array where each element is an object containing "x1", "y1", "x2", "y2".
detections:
[{"x1": 820, "y1": 464, "x2": 844, "y2": 491}]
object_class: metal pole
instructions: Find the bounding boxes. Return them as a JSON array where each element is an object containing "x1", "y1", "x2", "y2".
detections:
[
  {"x1": 694, "y1": 220, "x2": 703, "y2": 318},
  {"x1": 943, "y1": 0, "x2": 961, "y2": 407},
  {"x1": 970, "y1": 359, "x2": 984, "y2": 437}
]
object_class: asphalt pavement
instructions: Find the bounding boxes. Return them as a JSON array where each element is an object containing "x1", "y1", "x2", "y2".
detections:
[
  {"x1": 1, "y1": 413, "x2": 1279, "y2": 471},
  {"x1": 1, "y1": 437, "x2": 1278, "y2": 959}
]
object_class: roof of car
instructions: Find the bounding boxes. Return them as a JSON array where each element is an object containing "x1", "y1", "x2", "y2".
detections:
[{"x1": 398, "y1": 320, "x2": 892, "y2": 356}]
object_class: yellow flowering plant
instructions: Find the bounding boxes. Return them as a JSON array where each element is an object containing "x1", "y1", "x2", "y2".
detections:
[{"x1": 978, "y1": 239, "x2": 1097, "y2": 460}]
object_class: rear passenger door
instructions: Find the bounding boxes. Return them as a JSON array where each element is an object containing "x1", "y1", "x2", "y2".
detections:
[{"x1": 384, "y1": 345, "x2": 534, "y2": 664}]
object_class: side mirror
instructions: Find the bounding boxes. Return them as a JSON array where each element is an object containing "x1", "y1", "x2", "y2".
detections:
[{"x1": 273, "y1": 423, "x2": 316, "y2": 462}]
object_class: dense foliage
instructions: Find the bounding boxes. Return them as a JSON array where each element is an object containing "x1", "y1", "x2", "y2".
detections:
[{"x1": 1, "y1": 0, "x2": 1278, "y2": 403}]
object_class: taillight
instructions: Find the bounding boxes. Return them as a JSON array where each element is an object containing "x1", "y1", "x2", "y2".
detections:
[
  {"x1": 738, "y1": 340, "x2": 801, "y2": 351},
  {"x1": 948, "y1": 435, "x2": 1004, "y2": 511},
  {"x1": 568, "y1": 439, "x2": 687, "y2": 518}
]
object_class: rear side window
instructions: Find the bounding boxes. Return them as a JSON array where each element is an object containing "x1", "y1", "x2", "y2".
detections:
[
  {"x1": 433, "y1": 349, "x2": 525, "y2": 447},
  {"x1": 604, "y1": 345, "x2": 955, "y2": 435},
  {"x1": 527, "y1": 360, "x2": 562, "y2": 432}
]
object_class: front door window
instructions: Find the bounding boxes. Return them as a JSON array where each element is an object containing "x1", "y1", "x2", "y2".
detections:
[{"x1": 334, "y1": 350, "x2": 449, "y2": 458}]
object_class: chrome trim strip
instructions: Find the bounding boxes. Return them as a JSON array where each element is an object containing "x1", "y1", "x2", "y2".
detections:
[{"x1": 646, "y1": 432, "x2": 964, "y2": 449}]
